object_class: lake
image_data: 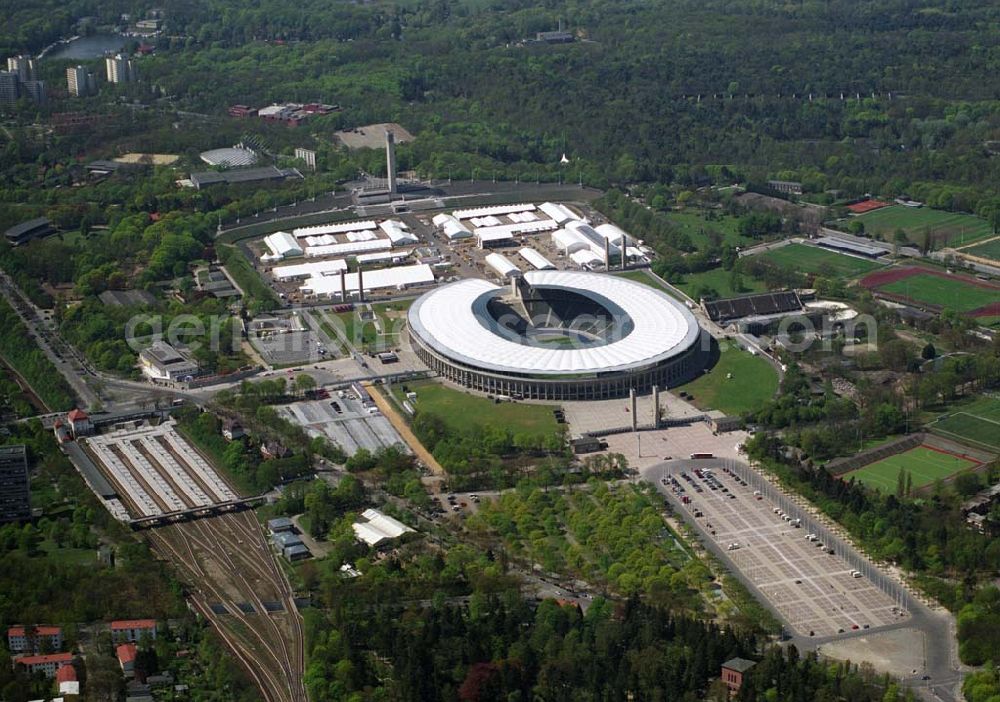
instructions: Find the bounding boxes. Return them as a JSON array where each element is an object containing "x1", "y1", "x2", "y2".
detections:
[{"x1": 44, "y1": 33, "x2": 128, "y2": 60}]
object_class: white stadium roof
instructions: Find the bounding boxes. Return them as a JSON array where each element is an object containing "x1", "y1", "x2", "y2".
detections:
[
  {"x1": 518, "y1": 247, "x2": 555, "y2": 270},
  {"x1": 408, "y1": 270, "x2": 700, "y2": 375}
]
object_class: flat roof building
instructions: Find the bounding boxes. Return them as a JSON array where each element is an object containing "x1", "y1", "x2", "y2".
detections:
[
  {"x1": 0, "y1": 445, "x2": 30, "y2": 523},
  {"x1": 139, "y1": 341, "x2": 199, "y2": 382},
  {"x1": 188, "y1": 166, "x2": 301, "y2": 190}
]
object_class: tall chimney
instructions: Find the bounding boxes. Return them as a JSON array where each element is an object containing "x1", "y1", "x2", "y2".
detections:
[
  {"x1": 629, "y1": 388, "x2": 637, "y2": 431},
  {"x1": 604, "y1": 236, "x2": 611, "y2": 269},
  {"x1": 340, "y1": 268, "x2": 347, "y2": 302},
  {"x1": 357, "y1": 265, "x2": 364, "y2": 302},
  {"x1": 652, "y1": 385, "x2": 660, "y2": 428},
  {"x1": 385, "y1": 130, "x2": 397, "y2": 196},
  {"x1": 621, "y1": 233, "x2": 627, "y2": 271}
]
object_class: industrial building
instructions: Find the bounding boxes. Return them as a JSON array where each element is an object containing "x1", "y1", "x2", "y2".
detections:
[
  {"x1": 139, "y1": 341, "x2": 199, "y2": 382},
  {"x1": 262, "y1": 231, "x2": 303, "y2": 260},
  {"x1": 407, "y1": 271, "x2": 706, "y2": 400},
  {"x1": 352, "y1": 508, "x2": 415, "y2": 547},
  {"x1": 0, "y1": 445, "x2": 30, "y2": 523}
]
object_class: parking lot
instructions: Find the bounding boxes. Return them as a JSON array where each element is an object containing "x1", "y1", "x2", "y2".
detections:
[
  {"x1": 649, "y1": 460, "x2": 908, "y2": 639},
  {"x1": 277, "y1": 392, "x2": 406, "y2": 456},
  {"x1": 251, "y1": 329, "x2": 327, "y2": 367}
]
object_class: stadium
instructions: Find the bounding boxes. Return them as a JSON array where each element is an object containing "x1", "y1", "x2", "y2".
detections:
[{"x1": 407, "y1": 270, "x2": 706, "y2": 400}]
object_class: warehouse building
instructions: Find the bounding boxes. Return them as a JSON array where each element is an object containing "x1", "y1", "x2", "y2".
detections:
[{"x1": 262, "y1": 231, "x2": 303, "y2": 260}]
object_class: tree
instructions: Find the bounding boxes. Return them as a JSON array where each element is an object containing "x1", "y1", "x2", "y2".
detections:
[
  {"x1": 921, "y1": 343, "x2": 937, "y2": 360},
  {"x1": 294, "y1": 373, "x2": 317, "y2": 396}
]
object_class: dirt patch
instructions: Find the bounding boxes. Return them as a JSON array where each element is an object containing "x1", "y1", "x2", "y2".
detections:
[{"x1": 818, "y1": 627, "x2": 926, "y2": 677}]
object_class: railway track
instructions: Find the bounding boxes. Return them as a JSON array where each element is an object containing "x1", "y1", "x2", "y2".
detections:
[{"x1": 146, "y1": 512, "x2": 306, "y2": 702}]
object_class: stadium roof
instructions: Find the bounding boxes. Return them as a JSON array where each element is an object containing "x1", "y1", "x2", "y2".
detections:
[
  {"x1": 408, "y1": 271, "x2": 700, "y2": 376},
  {"x1": 815, "y1": 236, "x2": 884, "y2": 257},
  {"x1": 199, "y1": 146, "x2": 258, "y2": 167}
]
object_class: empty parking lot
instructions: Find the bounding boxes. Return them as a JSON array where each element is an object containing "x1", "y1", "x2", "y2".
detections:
[
  {"x1": 277, "y1": 393, "x2": 406, "y2": 456},
  {"x1": 646, "y1": 459, "x2": 909, "y2": 639},
  {"x1": 84, "y1": 421, "x2": 240, "y2": 519}
]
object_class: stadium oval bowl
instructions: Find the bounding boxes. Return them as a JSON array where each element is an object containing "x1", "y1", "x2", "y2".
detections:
[{"x1": 407, "y1": 270, "x2": 707, "y2": 400}]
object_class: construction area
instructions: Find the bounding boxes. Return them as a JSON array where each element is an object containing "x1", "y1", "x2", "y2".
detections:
[
  {"x1": 647, "y1": 459, "x2": 910, "y2": 640},
  {"x1": 147, "y1": 509, "x2": 306, "y2": 702},
  {"x1": 276, "y1": 388, "x2": 407, "y2": 456},
  {"x1": 81, "y1": 420, "x2": 244, "y2": 522}
]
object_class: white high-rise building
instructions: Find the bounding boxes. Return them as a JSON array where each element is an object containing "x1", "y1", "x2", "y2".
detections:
[
  {"x1": 6, "y1": 55, "x2": 35, "y2": 82},
  {"x1": 66, "y1": 66, "x2": 97, "y2": 97},
  {"x1": 105, "y1": 54, "x2": 136, "y2": 84}
]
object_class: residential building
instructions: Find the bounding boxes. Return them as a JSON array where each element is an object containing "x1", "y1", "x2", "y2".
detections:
[
  {"x1": 135, "y1": 18, "x2": 162, "y2": 30},
  {"x1": 4, "y1": 216, "x2": 53, "y2": 245},
  {"x1": 6, "y1": 55, "x2": 36, "y2": 82},
  {"x1": 117, "y1": 643, "x2": 137, "y2": 677},
  {"x1": 110, "y1": 619, "x2": 157, "y2": 643},
  {"x1": 66, "y1": 408, "x2": 94, "y2": 437},
  {"x1": 57, "y1": 663, "x2": 80, "y2": 696},
  {"x1": 67, "y1": 65, "x2": 97, "y2": 97},
  {"x1": 138, "y1": 341, "x2": 199, "y2": 382},
  {"x1": 105, "y1": 54, "x2": 136, "y2": 84},
  {"x1": 7, "y1": 625, "x2": 63, "y2": 654},
  {"x1": 295, "y1": 147, "x2": 317, "y2": 170},
  {"x1": 0, "y1": 445, "x2": 30, "y2": 523},
  {"x1": 767, "y1": 179, "x2": 803, "y2": 195},
  {"x1": 221, "y1": 419, "x2": 245, "y2": 441},
  {"x1": 20, "y1": 80, "x2": 45, "y2": 104},
  {"x1": 13, "y1": 652, "x2": 74, "y2": 678},
  {"x1": 0, "y1": 71, "x2": 19, "y2": 107},
  {"x1": 721, "y1": 657, "x2": 756, "y2": 695}
]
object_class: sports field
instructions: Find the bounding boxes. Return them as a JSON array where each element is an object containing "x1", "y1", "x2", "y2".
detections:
[
  {"x1": 963, "y1": 237, "x2": 1000, "y2": 264},
  {"x1": 854, "y1": 205, "x2": 993, "y2": 247},
  {"x1": 878, "y1": 273, "x2": 999, "y2": 312},
  {"x1": 673, "y1": 342, "x2": 779, "y2": 415},
  {"x1": 391, "y1": 379, "x2": 561, "y2": 439},
  {"x1": 759, "y1": 243, "x2": 884, "y2": 278},
  {"x1": 844, "y1": 445, "x2": 978, "y2": 493},
  {"x1": 674, "y1": 267, "x2": 767, "y2": 299},
  {"x1": 929, "y1": 396, "x2": 1000, "y2": 452}
]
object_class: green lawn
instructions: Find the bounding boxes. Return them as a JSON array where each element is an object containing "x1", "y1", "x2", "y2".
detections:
[
  {"x1": 852, "y1": 206, "x2": 993, "y2": 247},
  {"x1": 660, "y1": 210, "x2": 758, "y2": 248},
  {"x1": 673, "y1": 343, "x2": 779, "y2": 415},
  {"x1": 963, "y1": 237, "x2": 1000, "y2": 264},
  {"x1": 392, "y1": 379, "x2": 561, "y2": 438},
  {"x1": 929, "y1": 396, "x2": 1000, "y2": 451},
  {"x1": 759, "y1": 243, "x2": 884, "y2": 279},
  {"x1": 332, "y1": 298, "x2": 414, "y2": 350},
  {"x1": 843, "y1": 445, "x2": 978, "y2": 493},
  {"x1": 613, "y1": 270, "x2": 680, "y2": 296},
  {"x1": 673, "y1": 267, "x2": 767, "y2": 299},
  {"x1": 879, "y1": 274, "x2": 999, "y2": 312}
]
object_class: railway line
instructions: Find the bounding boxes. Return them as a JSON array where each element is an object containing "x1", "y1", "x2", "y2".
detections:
[{"x1": 146, "y1": 510, "x2": 306, "y2": 702}]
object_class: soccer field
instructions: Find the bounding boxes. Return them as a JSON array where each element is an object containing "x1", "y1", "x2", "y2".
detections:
[
  {"x1": 878, "y1": 273, "x2": 999, "y2": 312},
  {"x1": 929, "y1": 397, "x2": 1000, "y2": 451},
  {"x1": 844, "y1": 445, "x2": 978, "y2": 493},
  {"x1": 760, "y1": 243, "x2": 884, "y2": 278},
  {"x1": 854, "y1": 205, "x2": 993, "y2": 247}
]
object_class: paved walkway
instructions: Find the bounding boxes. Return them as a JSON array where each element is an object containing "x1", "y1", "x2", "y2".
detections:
[{"x1": 364, "y1": 381, "x2": 445, "y2": 476}]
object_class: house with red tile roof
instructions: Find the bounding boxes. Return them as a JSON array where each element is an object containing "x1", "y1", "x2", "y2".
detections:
[
  {"x1": 7, "y1": 625, "x2": 63, "y2": 654},
  {"x1": 110, "y1": 619, "x2": 157, "y2": 643},
  {"x1": 13, "y1": 652, "x2": 74, "y2": 677}
]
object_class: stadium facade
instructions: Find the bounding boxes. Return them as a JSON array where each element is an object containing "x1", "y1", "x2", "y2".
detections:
[{"x1": 407, "y1": 271, "x2": 706, "y2": 400}]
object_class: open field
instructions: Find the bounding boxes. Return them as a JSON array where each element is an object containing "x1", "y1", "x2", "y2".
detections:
[
  {"x1": 842, "y1": 445, "x2": 978, "y2": 493},
  {"x1": 673, "y1": 343, "x2": 778, "y2": 416},
  {"x1": 612, "y1": 269, "x2": 679, "y2": 296},
  {"x1": 674, "y1": 267, "x2": 768, "y2": 299},
  {"x1": 853, "y1": 205, "x2": 993, "y2": 247},
  {"x1": 928, "y1": 396, "x2": 1000, "y2": 452},
  {"x1": 392, "y1": 379, "x2": 560, "y2": 438},
  {"x1": 860, "y1": 267, "x2": 1000, "y2": 314},
  {"x1": 328, "y1": 298, "x2": 414, "y2": 350},
  {"x1": 759, "y1": 243, "x2": 884, "y2": 278},
  {"x1": 962, "y1": 237, "x2": 1000, "y2": 264},
  {"x1": 660, "y1": 210, "x2": 757, "y2": 248}
]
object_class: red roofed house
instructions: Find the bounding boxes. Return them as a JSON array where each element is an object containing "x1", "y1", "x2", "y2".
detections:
[
  {"x1": 52, "y1": 419, "x2": 72, "y2": 443},
  {"x1": 7, "y1": 625, "x2": 63, "y2": 653},
  {"x1": 66, "y1": 408, "x2": 93, "y2": 438},
  {"x1": 13, "y1": 652, "x2": 74, "y2": 678},
  {"x1": 116, "y1": 643, "x2": 137, "y2": 677},
  {"x1": 110, "y1": 619, "x2": 157, "y2": 643},
  {"x1": 57, "y1": 663, "x2": 80, "y2": 695}
]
